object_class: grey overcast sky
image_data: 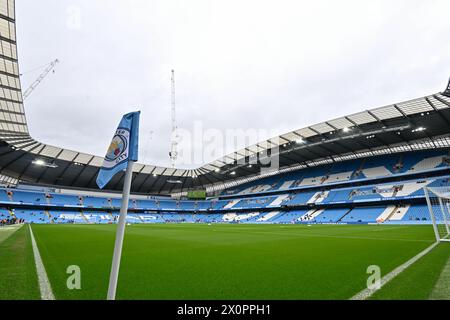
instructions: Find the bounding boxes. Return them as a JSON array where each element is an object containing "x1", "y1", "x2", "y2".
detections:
[{"x1": 16, "y1": 0, "x2": 450, "y2": 169}]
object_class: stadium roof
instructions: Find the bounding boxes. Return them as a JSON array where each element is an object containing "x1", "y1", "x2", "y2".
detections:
[{"x1": 0, "y1": 0, "x2": 450, "y2": 195}]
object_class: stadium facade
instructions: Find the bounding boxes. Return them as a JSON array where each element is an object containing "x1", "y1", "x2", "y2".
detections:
[{"x1": 0, "y1": 0, "x2": 450, "y2": 226}]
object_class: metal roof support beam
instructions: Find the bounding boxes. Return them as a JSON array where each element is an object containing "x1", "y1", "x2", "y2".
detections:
[
  {"x1": 136, "y1": 168, "x2": 157, "y2": 193},
  {"x1": 36, "y1": 149, "x2": 64, "y2": 183},
  {"x1": 0, "y1": 143, "x2": 42, "y2": 175},
  {"x1": 84, "y1": 166, "x2": 101, "y2": 188},
  {"x1": 426, "y1": 97, "x2": 450, "y2": 127},
  {"x1": 433, "y1": 94, "x2": 450, "y2": 107},
  {"x1": 146, "y1": 168, "x2": 168, "y2": 194},
  {"x1": 70, "y1": 155, "x2": 94, "y2": 186}
]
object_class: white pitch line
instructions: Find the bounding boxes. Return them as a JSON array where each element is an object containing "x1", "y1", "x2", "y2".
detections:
[
  {"x1": 350, "y1": 242, "x2": 439, "y2": 300},
  {"x1": 29, "y1": 225, "x2": 55, "y2": 300}
]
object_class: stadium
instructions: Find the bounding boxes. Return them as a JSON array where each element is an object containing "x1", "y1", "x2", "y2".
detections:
[{"x1": 1, "y1": 0, "x2": 450, "y2": 304}]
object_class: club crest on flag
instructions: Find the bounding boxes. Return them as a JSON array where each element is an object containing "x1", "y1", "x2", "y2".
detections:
[
  {"x1": 96, "y1": 111, "x2": 140, "y2": 190},
  {"x1": 104, "y1": 129, "x2": 129, "y2": 167}
]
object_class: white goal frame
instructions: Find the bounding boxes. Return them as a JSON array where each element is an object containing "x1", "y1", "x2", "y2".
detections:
[{"x1": 424, "y1": 186, "x2": 450, "y2": 243}]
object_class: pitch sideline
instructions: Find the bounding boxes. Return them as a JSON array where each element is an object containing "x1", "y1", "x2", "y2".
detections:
[
  {"x1": 350, "y1": 241, "x2": 439, "y2": 300},
  {"x1": 29, "y1": 225, "x2": 55, "y2": 300}
]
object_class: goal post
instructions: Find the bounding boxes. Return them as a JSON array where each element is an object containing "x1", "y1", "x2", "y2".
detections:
[{"x1": 424, "y1": 186, "x2": 450, "y2": 242}]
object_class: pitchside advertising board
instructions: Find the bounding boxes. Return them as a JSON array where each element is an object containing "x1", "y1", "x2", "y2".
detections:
[
  {"x1": 187, "y1": 190, "x2": 207, "y2": 200},
  {"x1": 444, "y1": 77, "x2": 450, "y2": 97}
]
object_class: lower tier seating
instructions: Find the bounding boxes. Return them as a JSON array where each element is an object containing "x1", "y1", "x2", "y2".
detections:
[{"x1": 4, "y1": 204, "x2": 433, "y2": 225}]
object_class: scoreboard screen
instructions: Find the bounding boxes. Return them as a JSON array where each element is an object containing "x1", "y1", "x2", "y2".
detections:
[{"x1": 187, "y1": 190, "x2": 206, "y2": 200}]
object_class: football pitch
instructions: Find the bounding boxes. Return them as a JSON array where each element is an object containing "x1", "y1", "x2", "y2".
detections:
[{"x1": 1, "y1": 223, "x2": 449, "y2": 300}]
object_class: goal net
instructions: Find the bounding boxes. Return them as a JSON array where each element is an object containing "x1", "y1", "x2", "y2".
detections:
[{"x1": 424, "y1": 186, "x2": 450, "y2": 242}]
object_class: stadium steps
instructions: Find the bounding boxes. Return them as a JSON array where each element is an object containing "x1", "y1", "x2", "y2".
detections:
[
  {"x1": 358, "y1": 158, "x2": 366, "y2": 171},
  {"x1": 407, "y1": 155, "x2": 445, "y2": 173},
  {"x1": 224, "y1": 212, "x2": 259, "y2": 222},
  {"x1": 326, "y1": 171, "x2": 353, "y2": 184},
  {"x1": 307, "y1": 191, "x2": 329, "y2": 204},
  {"x1": 269, "y1": 194, "x2": 290, "y2": 207},
  {"x1": 351, "y1": 158, "x2": 367, "y2": 179},
  {"x1": 239, "y1": 212, "x2": 260, "y2": 222},
  {"x1": 224, "y1": 199, "x2": 240, "y2": 209},
  {"x1": 388, "y1": 205, "x2": 411, "y2": 221},
  {"x1": 299, "y1": 208, "x2": 324, "y2": 221},
  {"x1": 396, "y1": 180, "x2": 431, "y2": 197},
  {"x1": 383, "y1": 207, "x2": 398, "y2": 222},
  {"x1": 222, "y1": 213, "x2": 237, "y2": 222},
  {"x1": 376, "y1": 205, "x2": 398, "y2": 223},
  {"x1": 361, "y1": 166, "x2": 393, "y2": 179},
  {"x1": 257, "y1": 211, "x2": 281, "y2": 222},
  {"x1": 299, "y1": 176, "x2": 324, "y2": 187},
  {"x1": 394, "y1": 155, "x2": 404, "y2": 173},
  {"x1": 108, "y1": 212, "x2": 115, "y2": 223},
  {"x1": 79, "y1": 211, "x2": 90, "y2": 223},
  {"x1": 279, "y1": 180, "x2": 295, "y2": 190},
  {"x1": 337, "y1": 208, "x2": 354, "y2": 222},
  {"x1": 392, "y1": 187, "x2": 399, "y2": 198},
  {"x1": 44, "y1": 210, "x2": 54, "y2": 224}
]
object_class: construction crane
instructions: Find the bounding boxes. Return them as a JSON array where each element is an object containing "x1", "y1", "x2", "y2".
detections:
[
  {"x1": 169, "y1": 69, "x2": 179, "y2": 168},
  {"x1": 21, "y1": 59, "x2": 59, "y2": 101}
]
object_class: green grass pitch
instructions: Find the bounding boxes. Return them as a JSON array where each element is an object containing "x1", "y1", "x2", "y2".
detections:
[{"x1": 1, "y1": 223, "x2": 449, "y2": 300}]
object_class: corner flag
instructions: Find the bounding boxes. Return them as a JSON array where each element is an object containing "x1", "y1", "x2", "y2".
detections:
[
  {"x1": 96, "y1": 111, "x2": 140, "y2": 300},
  {"x1": 96, "y1": 111, "x2": 140, "y2": 189}
]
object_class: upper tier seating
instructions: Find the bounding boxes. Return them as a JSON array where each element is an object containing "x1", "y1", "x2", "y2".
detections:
[
  {"x1": 221, "y1": 150, "x2": 449, "y2": 196},
  {"x1": 48, "y1": 194, "x2": 80, "y2": 206},
  {"x1": 12, "y1": 190, "x2": 46, "y2": 204}
]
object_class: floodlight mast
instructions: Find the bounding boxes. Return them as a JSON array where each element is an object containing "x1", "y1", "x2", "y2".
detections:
[
  {"x1": 169, "y1": 69, "x2": 178, "y2": 168},
  {"x1": 22, "y1": 59, "x2": 59, "y2": 100}
]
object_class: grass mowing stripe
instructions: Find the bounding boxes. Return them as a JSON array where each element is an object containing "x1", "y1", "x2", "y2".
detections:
[
  {"x1": 223, "y1": 230, "x2": 432, "y2": 243},
  {"x1": 29, "y1": 225, "x2": 55, "y2": 300},
  {"x1": 429, "y1": 245, "x2": 450, "y2": 300},
  {"x1": 0, "y1": 224, "x2": 40, "y2": 300},
  {"x1": 351, "y1": 242, "x2": 438, "y2": 300},
  {"x1": 0, "y1": 224, "x2": 22, "y2": 243}
]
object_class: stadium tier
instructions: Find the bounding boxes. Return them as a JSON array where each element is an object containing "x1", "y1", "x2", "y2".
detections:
[
  {"x1": 222, "y1": 150, "x2": 450, "y2": 195},
  {"x1": 1, "y1": 149, "x2": 448, "y2": 225}
]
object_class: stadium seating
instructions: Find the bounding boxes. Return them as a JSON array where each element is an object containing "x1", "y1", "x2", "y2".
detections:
[
  {"x1": 48, "y1": 194, "x2": 80, "y2": 206},
  {"x1": 12, "y1": 209, "x2": 50, "y2": 224},
  {"x1": 1, "y1": 149, "x2": 448, "y2": 226},
  {"x1": 340, "y1": 207, "x2": 387, "y2": 223},
  {"x1": 314, "y1": 208, "x2": 350, "y2": 223},
  {"x1": 221, "y1": 150, "x2": 449, "y2": 196}
]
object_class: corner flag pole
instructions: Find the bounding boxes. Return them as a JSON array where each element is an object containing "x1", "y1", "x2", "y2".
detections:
[{"x1": 107, "y1": 160, "x2": 134, "y2": 300}]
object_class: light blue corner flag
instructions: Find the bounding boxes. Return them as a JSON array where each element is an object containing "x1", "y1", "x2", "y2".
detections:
[{"x1": 96, "y1": 111, "x2": 140, "y2": 189}]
